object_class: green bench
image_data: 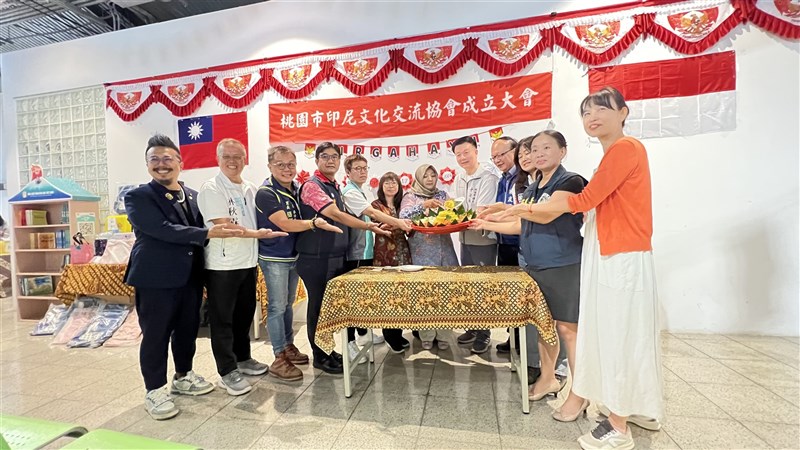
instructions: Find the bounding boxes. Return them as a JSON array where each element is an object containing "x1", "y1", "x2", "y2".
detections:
[
  {"x1": 61, "y1": 429, "x2": 199, "y2": 449},
  {"x1": 0, "y1": 415, "x2": 87, "y2": 450}
]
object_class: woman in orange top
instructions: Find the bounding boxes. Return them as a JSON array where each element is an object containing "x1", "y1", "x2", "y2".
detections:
[{"x1": 500, "y1": 87, "x2": 663, "y2": 450}]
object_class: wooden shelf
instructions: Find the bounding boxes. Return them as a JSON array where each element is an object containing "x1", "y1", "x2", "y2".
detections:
[
  {"x1": 17, "y1": 272, "x2": 63, "y2": 276},
  {"x1": 16, "y1": 248, "x2": 70, "y2": 253},
  {"x1": 17, "y1": 295, "x2": 58, "y2": 301},
  {"x1": 15, "y1": 224, "x2": 71, "y2": 229}
]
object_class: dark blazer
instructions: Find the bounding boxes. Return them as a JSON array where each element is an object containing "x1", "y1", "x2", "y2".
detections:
[{"x1": 123, "y1": 180, "x2": 208, "y2": 289}]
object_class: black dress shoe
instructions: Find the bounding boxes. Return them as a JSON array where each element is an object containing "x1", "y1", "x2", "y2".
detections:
[
  {"x1": 313, "y1": 356, "x2": 343, "y2": 374},
  {"x1": 527, "y1": 366, "x2": 541, "y2": 385},
  {"x1": 412, "y1": 330, "x2": 420, "y2": 340},
  {"x1": 330, "y1": 351, "x2": 343, "y2": 364},
  {"x1": 496, "y1": 339, "x2": 511, "y2": 353}
]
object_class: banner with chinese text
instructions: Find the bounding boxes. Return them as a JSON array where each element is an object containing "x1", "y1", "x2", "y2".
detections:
[{"x1": 269, "y1": 72, "x2": 551, "y2": 142}]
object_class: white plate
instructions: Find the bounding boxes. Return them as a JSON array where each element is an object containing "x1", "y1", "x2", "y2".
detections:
[{"x1": 397, "y1": 265, "x2": 424, "y2": 272}]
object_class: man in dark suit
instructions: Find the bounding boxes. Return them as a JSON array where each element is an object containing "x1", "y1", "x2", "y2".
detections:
[{"x1": 124, "y1": 134, "x2": 244, "y2": 420}]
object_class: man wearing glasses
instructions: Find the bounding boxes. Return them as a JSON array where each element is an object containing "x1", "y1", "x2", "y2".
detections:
[
  {"x1": 295, "y1": 143, "x2": 389, "y2": 374},
  {"x1": 255, "y1": 145, "x2": 341, "y2": 381},
  {"x1": 197, "y1": 139, "x2": 287, "y2": 396},
  {"x1": 341, "y1": 154, "x2": 412, "y2": 361},
  {"x1": 124, "y1": 134, "x2": 245, "y2": 420},
  {"x1": 490, "y1": 136, "x2": 522, "y2": 353},
  {"x1": 452, "y1": 135, "x2": 499, "y2": 354}
]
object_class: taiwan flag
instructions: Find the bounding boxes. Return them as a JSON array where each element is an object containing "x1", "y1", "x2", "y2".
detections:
[{"x1": 177, "y1": 112, "x2": 248, "y2": 170}]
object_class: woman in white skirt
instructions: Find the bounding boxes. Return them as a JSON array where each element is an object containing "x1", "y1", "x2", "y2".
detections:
[{"x1": 500, "y1": 86, "x2": 663, "y2": 450}]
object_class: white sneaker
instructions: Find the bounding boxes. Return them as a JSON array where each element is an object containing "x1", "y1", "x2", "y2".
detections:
[
  {"x1": 578, "y1": 419, "x2": 634, "y2": 450},
  {"x1": 356, "y1": 331, "x2": 385, "y2": 346},
  {"x1": 348, "y1": 341, "x2": 367, "y2": 365},
  {"x1": 218, "y1": 369, "x2": 252, "y2": 396},
  {"x1": 144, "y1": 387, "x2": 179, "y2": 420},
  {"x1": 171, "y1": 370, "x2": 214, "y2": 396},
  {"x1": 596, "y1": 404, "x2": 662, "y2": 431}
]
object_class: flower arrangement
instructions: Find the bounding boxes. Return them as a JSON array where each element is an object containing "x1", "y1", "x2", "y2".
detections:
[{"x1": 411, "y1": 198, "x2": 476, "y2": 228}]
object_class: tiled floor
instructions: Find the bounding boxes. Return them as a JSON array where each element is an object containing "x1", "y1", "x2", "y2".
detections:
[{"x1": 1, "y1": 300, "x2": 798, "y2": 449}]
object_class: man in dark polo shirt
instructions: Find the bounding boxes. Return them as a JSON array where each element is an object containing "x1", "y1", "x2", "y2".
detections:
[
  {"x1": 294, "y1": 142, "x2": 389, "y2": 374},
  {"x1": 255, "y1": 145, "x2": 341, "y2": 381}
]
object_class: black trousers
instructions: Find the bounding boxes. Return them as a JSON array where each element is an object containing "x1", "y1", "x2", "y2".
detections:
[
  {"x1": 135, "y1": 281, "x2": 202, "y2": 391},
  {"x1": 205, "y1": 267, "x2": 257, "y2": 376},
  {"x1": 497, "y1": 243, "x2": 520, "y2": 267},
  {"x1": 342, "y1": 259, "x2": 404, "y2": 346},
  {"x1": 296, "y1": 255, "x2": 348, "y2": 360}
]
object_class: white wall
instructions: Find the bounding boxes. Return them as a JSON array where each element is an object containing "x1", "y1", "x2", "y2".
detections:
[{"x1": 1, "y1": 1, "x2": 798, "y2": 336}]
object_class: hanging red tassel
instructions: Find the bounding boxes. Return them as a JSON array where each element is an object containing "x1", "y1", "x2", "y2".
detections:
[
  {"x1": 647, "y1": 10, "x2": 744, "y2": 54},
  {"x1": 394, "y1": 43, "x2": 471, "y2": 84},
  {"x1": 205, "y1": 74, "x2": 269, "y2": 110},
  {"x1": 554, "y1": 16, "x2": 646, "y2": 66}
]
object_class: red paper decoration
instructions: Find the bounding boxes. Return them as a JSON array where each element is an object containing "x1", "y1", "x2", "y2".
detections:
[
  {"x1": 439, "y1": 167, "x2": 456, "y2": 185},
  {"x1": 296, "y1": 170, "x2": 310, "y2": 184},
  {"x1": 399, "y1": 172, "x2": 413, "y2": 191},
  {"x1": 369, "y1": 177, "x2": 380, "y2": 189}
]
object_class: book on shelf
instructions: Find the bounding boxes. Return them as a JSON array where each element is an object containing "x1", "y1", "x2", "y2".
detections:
[
  {"x1": 24, "y1": 210, "x2": 48, "y2": 226},
  {"x1": 19, "y1": 275, "x2": 54, "y2": 296},
  {"x1": 37, "y1": 232, "x2": 56, "y2": 249}
]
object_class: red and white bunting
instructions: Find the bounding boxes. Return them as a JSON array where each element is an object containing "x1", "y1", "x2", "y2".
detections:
[
  {"x1": 206, "y1": 70, "x2": 265, "y2": 109},
  {"x1": 270, "y1": 62, "x2": 325, "y2": 99},
  {"x1": 156, "y1": 80, "x2": 206, "y2": 116},
  {"x1": 334, "y1": 53, "x2": 391, "y2": 85},
  {"x1": 106, "y1": 86, "x2": 154, "y2": 121},
  {"x1": 477, "y1": 33, "x2": 540, "y2": 64},
  {"x1": 749, "y1": 0, "x2": 800, "y2": 39},
  {"x1": 650, "y1": 3, "x2": 739, "y2": 53},
  {"x1": 386, "y1": 145, "x2": 401, "y2": 162},
  {"x1": 403, "y1": 41, "x2": 464, "y2": 72},
  {"x1": 405, "y1": 144, "x2": 420, "y2": 161},
  {"x1": 562, "y1": 17, "x2": 636, "y2": 54}
]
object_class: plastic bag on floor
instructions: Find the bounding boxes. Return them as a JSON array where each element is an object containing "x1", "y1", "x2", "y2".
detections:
[
  {"x1": 104, "y1": 308, "x2": 141, "y2": 347},
  {"x1": 67, "y1": 303, "x2": 131, "y2": 348},
  {"x1": 51, "y1": 297, "x2": 101, "y2": 345},
  {"x1": 31, "y1": 303, "x2": 73, "y2": 336}
]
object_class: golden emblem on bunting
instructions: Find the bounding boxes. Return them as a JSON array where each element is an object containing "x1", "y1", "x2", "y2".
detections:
[
  {"x1": 222, "y1": 74, "x2": 252, "y2": 97},
  {"x1": 414, "y1": 46, "x2": 453, "y2": 70},
  {"x1": 667, "y1": 8, "x2": 719, "y2": 39},
  {"x1": 166, "y1": 84, "x2": 195, "y2": 103},
  {"x1": 575, "y1": 21, "x2": 621, "y2": 49},
  {"x1": 342, "y1": 58, "x2": 378, "y2": 83},
  {"x1": 774, "y1": 0, "x2": 800, "y2": 19},
  {"x1": 281, "y1": 65, "x2": 312, "y2": 90},
  {"x1": 487, "y1": 35, "x2": 530, "y2": 61},
  {"x1": 116, "y1": 91, "x2": 143, "y2": 111}
]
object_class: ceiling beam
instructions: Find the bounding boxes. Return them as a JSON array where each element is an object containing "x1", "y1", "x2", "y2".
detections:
[{"x1": 46, "y1": 0, "x2": 113, "y2": 31}]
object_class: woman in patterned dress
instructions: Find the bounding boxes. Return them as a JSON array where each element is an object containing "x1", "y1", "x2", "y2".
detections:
[
  {"x1": 399, "y1": 164, "x2": 457, "y2": 350},
  {"x1": 370, "y1": 172, "x2": 412, "y2": 353}
]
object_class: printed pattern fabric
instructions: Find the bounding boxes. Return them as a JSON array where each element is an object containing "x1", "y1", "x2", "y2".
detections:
[
  {"x1": 68, "y1": 304, "x2": 131, "y2": 348},
  {"x1": 370, "y1": 200, "x2": 412, "y2": 267},
  {"x1": 104, "y1": 308, "x2": 142, "y2": 347},
  {"x1": 315, "y1": 266, "x2": 555, "y2": 353}
]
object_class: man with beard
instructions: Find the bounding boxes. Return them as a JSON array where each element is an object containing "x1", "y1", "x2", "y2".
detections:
[{"x1": 124, "y1": 134, "x2": 245, "y2": 420}]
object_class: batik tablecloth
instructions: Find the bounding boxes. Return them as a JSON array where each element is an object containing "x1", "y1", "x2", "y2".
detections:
[{"x1": 315, "y1": 265, "x2": 555, "y2": 353}]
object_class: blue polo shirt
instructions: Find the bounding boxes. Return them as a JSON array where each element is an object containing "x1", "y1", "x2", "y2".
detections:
[
  {"x1": 255, "y1": 176, "x2": 302, "y2": 262},
  {"x1": 496, "y1": 166, "x2": 519, "y2": 246}
]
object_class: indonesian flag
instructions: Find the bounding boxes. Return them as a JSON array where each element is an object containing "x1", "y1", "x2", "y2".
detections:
[
  {"x1": 177, "y1": 112, "x2": 248, "y2": 170},
  {"x1": 589, "y1": 51, "x2": 736, "y2": 139}
]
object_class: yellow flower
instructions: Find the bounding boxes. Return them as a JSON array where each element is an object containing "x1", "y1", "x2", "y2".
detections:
[{"x1": 443, "y1": 199, "x2": 455, "y2": 210}]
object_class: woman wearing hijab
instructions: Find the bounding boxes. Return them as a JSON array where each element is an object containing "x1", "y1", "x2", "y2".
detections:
[{"x1": 399, "y1": 164, "x2": 457, "y2": 350}]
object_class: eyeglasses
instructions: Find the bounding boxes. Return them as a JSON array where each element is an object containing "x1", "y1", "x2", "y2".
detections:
[
  {"x1": 271, "y1": 162, "x2": 296, "y2": 171},
  {"x1": 318, "y1": 153, "x2": 340, "y2": 162},
  {"x1": 350, "y1": 166, "x2": 369, "y2": 173},
  {"x1": 147, "y1": 156, "x2": 181, "y2": 165},
  {"x1": 221, "y1": 154, "x2": 245, "y2": 162},
  {"x1": 491, "y1": 148, "x2": 514, "y2": 162}
]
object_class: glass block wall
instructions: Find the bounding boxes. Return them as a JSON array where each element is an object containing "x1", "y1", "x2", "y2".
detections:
[{"x1": 16, "y1": 87, "x2": 109, "y2": 220}]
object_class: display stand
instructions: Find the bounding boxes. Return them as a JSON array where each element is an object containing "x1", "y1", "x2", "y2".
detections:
[{"x1": 9, "y1": 177, "x2": 100, "y2": 320}]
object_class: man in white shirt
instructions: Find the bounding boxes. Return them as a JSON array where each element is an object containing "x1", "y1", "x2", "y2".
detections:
[
  {"x1": 452, "y1": 135, "x2": 499, "y2": 354},
  {"x1": 197, "y1": 138, "x2": 286, "y2": 396}
]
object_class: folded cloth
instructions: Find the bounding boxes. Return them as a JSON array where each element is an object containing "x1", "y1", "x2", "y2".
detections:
[
  {"x1": 104, "y1": 308, "x2": 142, "y2": 347},
  {"x1": 51, "y1": 297, "x2": 101, "y2": 345},
  {"x1": 31, "y1": 303, "x2": 72, "y2": 336},
  {"x1": 68, "y1": 303, "x2": 131, "y2": 348}
]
